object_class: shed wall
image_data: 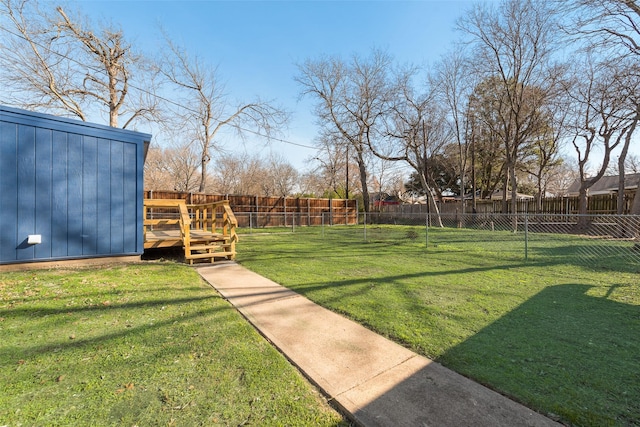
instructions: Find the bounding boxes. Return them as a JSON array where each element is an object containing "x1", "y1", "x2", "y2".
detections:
[{"x1": 0, "y1": 106, "x2": 149, "y2": 264}]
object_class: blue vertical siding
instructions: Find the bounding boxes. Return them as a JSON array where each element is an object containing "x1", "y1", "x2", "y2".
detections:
[
  {"x1": 35, "y1": 128, "x2": 53, "y2": 259},
  {"x1": 51, "y1": 130, "x2": 69, "y2": 258},
  {"x1": 16, "y1": 125, "x2": 36, "y2": 260},
  {"x1": 0, "y1": 106, "x2": 150, "y2": 264},
  {"x1": 67, "y1": 133, "x2": 84, "y2": 257},
  {"x1": 0, "y1": 122, "x2": 18, "y2": 262},
  {"x1": 123, "y1": 142, "x2": 138, "y2": 253},
  {"x1": 96, "y1": 139, "x2": 112, "y2": 255},
  {"x1": 110, "y1": 141, "x2": 125, "y2": 253},
  {"x1": 82, "y1": 136, "x2": 98, "y2": 255}
]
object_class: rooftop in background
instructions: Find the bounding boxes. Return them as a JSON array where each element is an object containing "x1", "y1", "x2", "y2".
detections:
[{"x1": 566, "y1": 173, "x2": 640, "y2": 196}]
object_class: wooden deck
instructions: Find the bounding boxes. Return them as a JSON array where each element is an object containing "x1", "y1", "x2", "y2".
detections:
[
  {"x1": 143, "y1": 199, "x2": 238, "y2": 264},
  {"x1": 144, "y1": 229, "x2": 226, "y2": 248}
]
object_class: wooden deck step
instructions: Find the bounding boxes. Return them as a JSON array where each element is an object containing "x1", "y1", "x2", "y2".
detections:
[
  {"x1": 187, "y1": 251, "x2": 237, "y2": 260},
  {"x1": 191, "y1": 236, "x2": 227, "y2": 242},
  {"x1": 190, "y1": 244, "x2": 228, "y2": 250},
  {"x1": 144, "y1": 199, "x2": 238, "y2": 265}
]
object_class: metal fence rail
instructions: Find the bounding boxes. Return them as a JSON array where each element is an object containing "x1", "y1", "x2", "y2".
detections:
[
  {"x1": 149, "y1": 206, "x2": 640, "y2": 268},
  {"x1": 367, "y1": 212, "x2": 640, "y2": 268},
  {"x1": 234, "y1": 211, "x2": 640, "y2": 269}
]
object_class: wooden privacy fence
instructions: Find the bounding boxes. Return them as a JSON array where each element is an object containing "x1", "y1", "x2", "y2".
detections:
[
  {"x1": 144, "y1": 190, "x2": 359, "y2": 227},
  {"x1": 376, "y1": 193, "x2": 637, "y2": 215},
  {"x1": 475, "y1": 193, "x2": 636, "y2": 214}
]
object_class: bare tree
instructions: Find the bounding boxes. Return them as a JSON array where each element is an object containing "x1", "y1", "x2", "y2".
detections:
[
  {"x1": 261, "y1": 153, "x2": 299, "y2": 197},
  {"x1": 208, "y1": 152, "x2": 299, "y2": 197},
  {"x1": 164, "y1": 143, "x2": 201, "y2": 192},
  {"x1": 307, "y1": 130, "x2": 366, "y2": 199},
  {"x1": 371, "y1": 69, "x2": 450, "y2": 226},
  {"x1": 460, "y1": 0, "x2": 561, "y2": 220},
  {"x1": 0, "y1": 0, "x2": 158, "y2": 128},
  {"x1": 565, "y1": 0, "x2": 640, "y2": 216},
  {"x1": 296, "y1": 50, "x2": 392, "y2": 212},
  {"x1": 568, "y1": 0, "x2": 640, "y2": 55},
  {"x1": 519, "y1": 88, "x2": 568, "y2": 210},
  {"x1": 611, "y1": 61, "x2": 640, "y2": 213},
  {"x1": 564, "y1": 54, "x2": 636, "y2": 221},
  {"x1": 520, "y1": 131, "x2": 563, "y2": 209},
  {"x1": 544, "y1": 161, "x2": 578, "y2": 197},
  {"x1": 467, "y1": 76, "x2": 510, "y2": 201},
  {"x1": 432, "y1": 51, "x2": 475, "y2": 213},
  {"x1": 144, "y1": 142, "x2": 201, "y2": 192},
  {"x1": 308, "y1": 140, "x2": 344, "y2": 197},
  {"x1": 210, "y1": 153, "x2": 267, "y2": 195},
  {"x1": 209, "y1": 153, "x2": 247, "y2": 195},
  {"x1": 144, "y1": 146, "x2": 173, "y2": 191},
  {"x1": 625, "y1": 154, "x2": 640, "y2": 174},
  {"x1": 600, "y1": 62, "x2": 640, "y2": 213},
  {"x1": 369, "y1": 157, "x2": 405, "y2": 208},
  {"x1": 159, "y1": 37, "x2": 288, "y2": 192},
  {"x1": 297, "y1": 169, "x2": 329, "y2": 198}
]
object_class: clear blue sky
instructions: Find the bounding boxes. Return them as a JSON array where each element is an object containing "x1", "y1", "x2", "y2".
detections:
[{"x1": 76, "y1": 0, "x2": 476, "y2": 171}]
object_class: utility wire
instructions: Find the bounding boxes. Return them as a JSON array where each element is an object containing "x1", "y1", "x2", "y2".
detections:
[{"x1": 0, "y1": 23, "x2": 319, "y2": 150}]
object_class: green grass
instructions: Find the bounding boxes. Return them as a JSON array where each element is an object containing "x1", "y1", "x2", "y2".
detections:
[
  {"x1": 0, "y1": 263, "x2": 347, "y2": 426},
  {"x1": 236, "y1": 225, "x2": 640, "y2": 427}
]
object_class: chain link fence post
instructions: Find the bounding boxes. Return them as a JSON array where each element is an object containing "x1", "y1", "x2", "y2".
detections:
[
  {"x1": 524, "y1": 213, "x2": 529, "y2": 261},
  {"x1": 425, "y1": 212, "x2": 429, "y2": 249},
  {"x1": 363, "y1": 211, "x2": 367, "y2": 242}
]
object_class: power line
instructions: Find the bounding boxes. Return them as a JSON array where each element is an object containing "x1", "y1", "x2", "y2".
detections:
[{"x1": 0, "y1": 23, "x2": 319, "y2": 151}]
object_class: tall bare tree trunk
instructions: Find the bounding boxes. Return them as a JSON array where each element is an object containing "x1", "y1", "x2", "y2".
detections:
[
  {"x1": 633, "y1": 186, "x2": 640, "y2": 215},
  {"x1": 418, "y1": 173, "x2": 444, "y2": 228},
  {"x1": 501, "y1": 174, "x2": 509, "y2": 214},
  {"x1": 356, "y1": 150, "x2": 371, "y2": 213},
  {"x1": 510, "y1": 164, "x2": 518, "y2": 231},
  {"x1": 633, "y1": 183, "x2": 640, "y2": 251},
  {"x1": 618, "y1": 116, "x2": 637, "y2": 214},
  {"x1": 576, "y1": 186, "x2": 591, "y2": 233}
]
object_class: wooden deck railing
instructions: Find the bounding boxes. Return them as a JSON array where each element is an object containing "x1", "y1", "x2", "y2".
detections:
[{"x1": 143, "y1": 199, "x2": 238, "y2": 263}]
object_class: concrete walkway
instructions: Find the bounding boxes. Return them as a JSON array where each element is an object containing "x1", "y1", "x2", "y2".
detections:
[{"x1": 196, "y1": 262, "x2": 560, "y2": 427}]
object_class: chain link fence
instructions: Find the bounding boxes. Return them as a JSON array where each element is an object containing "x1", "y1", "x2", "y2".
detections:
[
  {"x1": 375, "y1": 212, "x2": 640, "y2": 266},
  {"x1": 235, "y1": 211, "x2": 640, "y2": 269}
]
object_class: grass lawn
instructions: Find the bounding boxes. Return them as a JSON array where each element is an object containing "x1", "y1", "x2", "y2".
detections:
[
  {"x1": 236, "y1": 225, "x2": 640, "y2": 427},
  {"x1": 0, "y1": 263, "x2": 347, "y2": 426}
]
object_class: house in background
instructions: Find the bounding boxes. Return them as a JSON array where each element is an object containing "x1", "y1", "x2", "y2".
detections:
[
  {"x1": 488, "y1": 190, "x2": 535, "y2": 201},
  {"x1": 0, "y1": 105, "x2": 151, "y2": 268},
  {"x1": 372, "y1": 192, "x2": 402, "y2": 208},
  {"x1": 565, "y1": 173, "x2": 640, "y2": 197}
]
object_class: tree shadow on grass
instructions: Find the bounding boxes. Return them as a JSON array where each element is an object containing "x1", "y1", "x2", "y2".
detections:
[
  {"x1": 437, "y1": 283, "x2": 640, "y2": 426},
  {"x1": 346, "y1": 284, "x2": 639, "y2": 426},
  {"x1": 528, "y1": 238, "x2": 640, "y2": 273},
  {"x1": 0, "y1": 294, "x2": 227, "y2": 360}
]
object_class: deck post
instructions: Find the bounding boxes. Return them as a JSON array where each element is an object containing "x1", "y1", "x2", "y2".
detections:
[{"x1": 143, "y1": 199, "x2": 237, "y2": 264}]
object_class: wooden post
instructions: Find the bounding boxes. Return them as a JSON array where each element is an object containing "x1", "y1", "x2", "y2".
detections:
[
  {"x1": 344, "y1": 199, "x2": 349, "y2": 225},
  {"x1": 255, "y1": 195, "x2": 259, "y2": 228},
  {"x1": 329, "y1": 198, "x2": 333, "y2": 226}
]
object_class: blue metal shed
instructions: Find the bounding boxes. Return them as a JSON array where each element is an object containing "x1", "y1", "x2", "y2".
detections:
[{"x1": 0, "y1": 105, "x2": 151, "y2": 265}]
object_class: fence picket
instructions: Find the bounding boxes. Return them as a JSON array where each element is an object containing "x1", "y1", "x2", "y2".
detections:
[{"x1": 144, "y1": 190, "x2": 359, "y2": 227}]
